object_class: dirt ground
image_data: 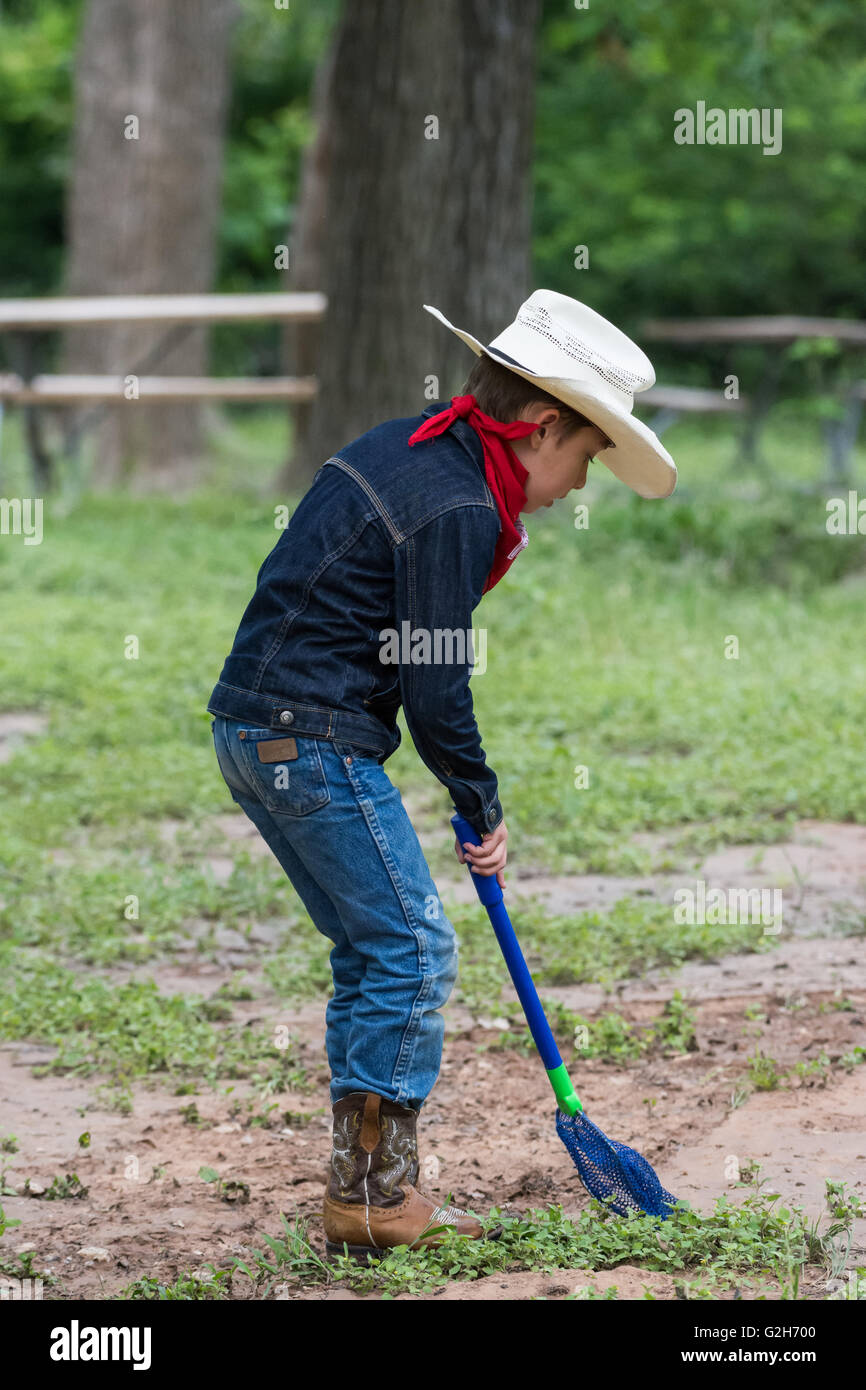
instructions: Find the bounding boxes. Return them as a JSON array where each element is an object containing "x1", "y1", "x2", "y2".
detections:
[{"x1": 2, "y1": 818, "x2": 864, "y2": 1301}]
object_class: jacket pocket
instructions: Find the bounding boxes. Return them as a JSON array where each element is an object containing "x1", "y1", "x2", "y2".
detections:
[{"x1": 239, "y1": 733, "x2": 331, "y2": 817}]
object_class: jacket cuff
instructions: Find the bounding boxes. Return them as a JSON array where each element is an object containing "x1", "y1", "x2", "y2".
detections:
[{"x1": 456, "y1": 795, "x2": 504, "y2": 840}]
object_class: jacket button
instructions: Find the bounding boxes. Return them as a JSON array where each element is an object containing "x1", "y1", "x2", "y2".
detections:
[{"x1": 278, "y1": 710, "x2": 294, "y2": 725}]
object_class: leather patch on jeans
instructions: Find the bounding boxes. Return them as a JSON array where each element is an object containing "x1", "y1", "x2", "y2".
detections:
[{"x1": 256, "y1": 737, "x2": 298, "y2": 763}]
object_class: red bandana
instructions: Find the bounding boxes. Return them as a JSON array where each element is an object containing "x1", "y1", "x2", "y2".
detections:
[{"x1": 407, "y1": 394, "x2": 538, "y2": 593}]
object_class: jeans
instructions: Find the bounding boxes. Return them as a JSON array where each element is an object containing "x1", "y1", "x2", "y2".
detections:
[{"x1": 211, "y1": 715, "x2": 459, "y2": 1112}]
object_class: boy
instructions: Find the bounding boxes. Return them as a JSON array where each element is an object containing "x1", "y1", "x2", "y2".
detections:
[{"x1": 208, "y1": 289, "x2": 676, "y2": 1262}]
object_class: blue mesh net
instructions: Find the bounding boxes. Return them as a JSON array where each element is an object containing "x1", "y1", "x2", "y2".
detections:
[{"x1": 555, "y1": 1108, "x2": 678, "y2": 1219}]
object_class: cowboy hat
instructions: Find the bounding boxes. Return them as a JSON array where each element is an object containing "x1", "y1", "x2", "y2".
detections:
[{"x1": 423, "y1": 288, "x2": 676, "y2": 499}]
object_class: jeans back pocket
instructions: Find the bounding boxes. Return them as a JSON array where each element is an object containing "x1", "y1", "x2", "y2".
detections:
[{"x1": 239, "y1": 731, "x2": 331, "y2": 817}]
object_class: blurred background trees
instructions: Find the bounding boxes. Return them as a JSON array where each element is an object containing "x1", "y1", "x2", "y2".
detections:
[
  {"x1": 61, "y1": 0, "x2": 236, "y2": 485},
  {"x1": 287, "y1": 0, "x2": 540, "y2": 484},
  {"x1": 0, "y1": 0, "x2": 864, "y2": 488}
]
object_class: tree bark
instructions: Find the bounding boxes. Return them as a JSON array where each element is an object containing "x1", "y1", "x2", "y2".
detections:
[
  {"x1": 61, "y1": 0, "x2": 237, "y2": 487},
  {"x1": 281, "y1": 30, "x2": 338, "y2": 486},
  {"x1": 288, "y1": 0, "x2": 540, "y2": 487}
]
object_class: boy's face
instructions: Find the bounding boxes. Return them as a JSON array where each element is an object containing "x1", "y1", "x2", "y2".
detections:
[{"x1": 512, "y1": 406, "x2": 612, "y2": 513}]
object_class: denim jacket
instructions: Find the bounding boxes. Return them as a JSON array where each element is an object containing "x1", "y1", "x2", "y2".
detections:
[{"x1": 207, "y1": 401, "x2": 505, "y2": 837}]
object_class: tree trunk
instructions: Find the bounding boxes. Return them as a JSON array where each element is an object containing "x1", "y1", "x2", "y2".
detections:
[
  {"x1": 288, "y1": 0, "x2": 540, "y2": 487},
  {"x1": 61, "y1": 0, "x2": 237, "y2": 487},
  {"x1": 281, "y1": 29, "x2": 338, "y2": 487}
]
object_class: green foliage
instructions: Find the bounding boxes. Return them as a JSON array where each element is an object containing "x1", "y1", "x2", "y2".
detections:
[
  {"x1": 0, "y1": 1202, "x2": 21, "y2": 1240},
  {"x1": 5, "y1": 480, "x2": 862, "y2": 885},
  {"x1": 242, "y1": 1190, "x2": 837, "y2": 1298},
  {"x1": 536, "y1": 0, "x2": 866, "y2": 340},
  {"x1": 232, "y1": 1212, "x2": 332, "y2": 1296},
  {"x1": 489, "y1": 993, "x2": 699, "y2": 1063},
  {"x1": 24, "y1": 1172, "x2": 88, "y2": 1200},
  {"x1": 2, "y1": 0, "x2": 864, "y2": 393},
  {"x1": 118, "y1": 1268, "x2": 233, "y2": 1301},
  {"x1": 452, "y1": 894, "x2": 774, "y2": 1019},
  {"x1": 646, "y1": 990, "x2": 699, "y2": 1052},
  {"x1": 0, "y1": 946, "x2": 309, "y2": 1092},
  {"x1": 564, "y1": 491, "x2": 866, "y2": 591},
  {"x1": 0, "y1": 846, "x2": 303, "y2": 966},
  {"x1": 198, "y1": 1166, "x2": 250, "y2": 1205},
  {"x1": 746, "y1": 1047, "x2": 784, "y2": 1090},
  {"x1": 0, "y1": 0, "x2": 83, "y2": 299}
]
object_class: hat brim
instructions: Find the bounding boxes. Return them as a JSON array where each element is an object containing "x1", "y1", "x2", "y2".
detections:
[{"x1": 423, "y1": 303, "x2": 677, "y2": 500}]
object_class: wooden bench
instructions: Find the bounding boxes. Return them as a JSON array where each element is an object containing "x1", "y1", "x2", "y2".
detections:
[
  {"x1": 637, "y1": 385, "x2": 748, "y2": 436},
  {"x1": 642, "y1": 316, "x2": 866, "y2": 483},
  {"x1": 0, "y1": 293, "x2": 327, "y2": 485},
  {"x1": 0, "y1": 374, "x2": 318, "y2": 403}
]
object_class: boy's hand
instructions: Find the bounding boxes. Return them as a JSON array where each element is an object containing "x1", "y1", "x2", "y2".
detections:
[{"x1": 454, "y1": 819, "x2": 508, "y2": 891}]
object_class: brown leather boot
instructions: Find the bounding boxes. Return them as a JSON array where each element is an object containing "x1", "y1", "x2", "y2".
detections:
[{"x1": 323, "y1": 1091, "x2": 501, "y2": 1263}]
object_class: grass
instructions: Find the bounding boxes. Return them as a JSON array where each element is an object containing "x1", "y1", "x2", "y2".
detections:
[
  {"x1": 2, "y1": 437, "x2": 866, "y2": 876},
  {"x1": 222, "y1": 1181, "x2": 861, "y2": 1300},
  {"x1": 0, "y1": 843, "x2": 304, "y2": 965},
  {"x1": 118, "y1": 1270, "x2": 233, "y2": 1301},
  {"x1": 0, "y1": 944, "x2": 310, "y2": 1091},
  {"x1": 448, "y1": 895, "x2": 775, "y2": 1017},
  {"x1": 483, "y1": 991, "x2": 699, "y2": 1062}
]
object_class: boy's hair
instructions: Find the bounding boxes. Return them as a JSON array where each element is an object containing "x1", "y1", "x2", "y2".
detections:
[{"x1": 461, "y1": 353, "x2": 596, "y2": 442}]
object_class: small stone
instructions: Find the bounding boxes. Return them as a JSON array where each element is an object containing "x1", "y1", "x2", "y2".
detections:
[
  {"x1": 78, "y1": 1246, "x2": 110, "y2": 1262},
  {"x1": 213, "y1": 1122, "x2": 242, "y2": 1134}
]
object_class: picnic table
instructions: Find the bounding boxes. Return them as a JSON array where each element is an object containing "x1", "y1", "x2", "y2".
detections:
[
  {"x1": 0, "y1": 293, "x2": 326, "y2": 487},
  {"x1": 640, "y1": 316, "x2": 866, "y2": 485}
]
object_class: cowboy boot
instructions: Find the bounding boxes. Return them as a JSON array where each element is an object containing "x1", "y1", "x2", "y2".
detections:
[{"x1": 323, "y1": 1091, "x2": 501, "y2": 1262}]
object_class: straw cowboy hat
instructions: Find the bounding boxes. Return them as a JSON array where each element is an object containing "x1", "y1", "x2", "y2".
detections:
[{"x1": 423, "y1": 288, "x2": 677, "y2": 499}]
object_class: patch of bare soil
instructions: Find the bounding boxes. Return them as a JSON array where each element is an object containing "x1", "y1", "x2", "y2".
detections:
[
  {"x1": 0, "y1": 711, "x2": 48, "y2": 764},
  {"x1": 2, "y1": 980, "x2": 863, "y2": 1301},
  {"x1": 440, "y1": 819, "x2": 866, "y2": 938},
  {"x1": 2, "y1": 819, "x2": 864, "y2": 1301}
]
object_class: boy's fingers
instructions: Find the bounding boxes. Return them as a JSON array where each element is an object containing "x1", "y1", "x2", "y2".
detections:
[
  {"x1": 468, "y1": 849, "x2": 507, "y2": 872},
  {"x1": 465, "y1": 843, "x2": 504, "y2": 864},
  {"x1": 464, "y1": 831, "x2": 505, "y2": 852}
]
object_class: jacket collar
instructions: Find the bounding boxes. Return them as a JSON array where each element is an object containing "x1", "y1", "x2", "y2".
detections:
[{"x1": 419, "y1": 399, "x2": 487, "y2": 480}]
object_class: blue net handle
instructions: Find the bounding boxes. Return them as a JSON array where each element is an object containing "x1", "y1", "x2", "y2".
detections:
[{"x1": 451, "y1": 813, "x2": 563, "y2": 1072}]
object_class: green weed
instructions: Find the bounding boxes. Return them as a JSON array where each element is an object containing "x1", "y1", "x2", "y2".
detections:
[
  {"x1": 232, "y1": 1212, "x2": 332, "y2": 1297},
  {"x1": 0, "y1": 948, "x2": 309, "y2": 1094},
  {"x1": 118, "y1": 1269, "x2": 232, "y2": 1301},
  {"x1": 240, "y1": 1190, "x2": 833, "y2": 1299}
]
